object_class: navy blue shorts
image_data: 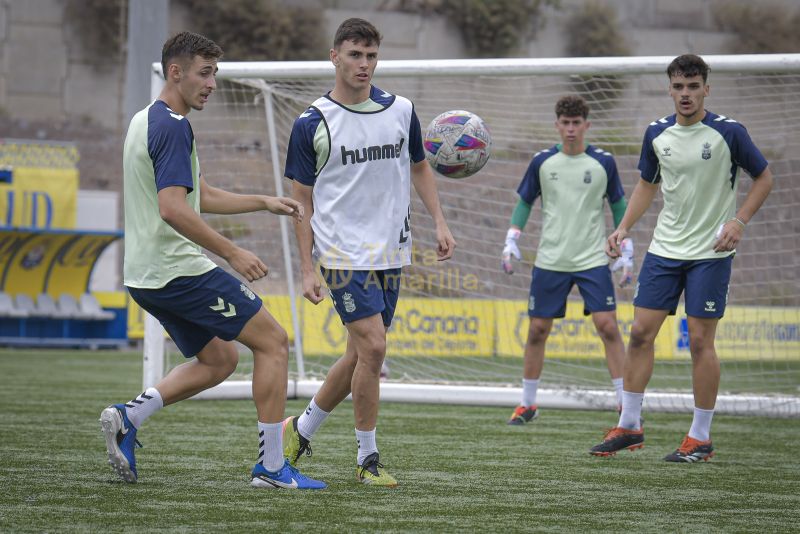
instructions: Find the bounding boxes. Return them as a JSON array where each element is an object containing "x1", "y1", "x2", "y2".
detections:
[
  {"x1": 528, "y1": 264, "x2": 616, "y2": 318},
  {"x1": 321, "y1": 268, "x2": 401, "y2": 327},
  {"x1": 127, "y1": 267, "x2": 262, "y2": 357},
  {"x1": 634, "y1": 252, "x2": 733, "y2": 318}
]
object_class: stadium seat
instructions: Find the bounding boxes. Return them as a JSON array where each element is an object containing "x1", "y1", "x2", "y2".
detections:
[
  {"x1": 36, "y1": 293, "x2": 73, "y2": 319},
  {"x1": 0, "y1": 292, "x2": 29, "y2": 318},
  {"x1": 15, "y1": 294, "x2": 47, "y2": 317},
  {"x1": 57, "y1": 294, "x2": 88, "y2": 319},
  {"x1": 78, "y1": 293, "x2": 115, "y2": 320}
]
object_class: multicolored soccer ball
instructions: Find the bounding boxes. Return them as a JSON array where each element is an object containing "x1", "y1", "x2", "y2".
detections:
[{"x1": 423, "y1": 110, "x2": 491, "y2": 179}]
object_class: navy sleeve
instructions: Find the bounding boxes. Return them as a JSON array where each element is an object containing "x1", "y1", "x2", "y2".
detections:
[
  {"x1": 727, "y1": 123, "x2": 769, "y2": 178},
  {"x1": 603, "y1": 155, "x2": 625, "y2": 203},
  {"x1": 148, "y1": 107, "x2": 194, "y2": 192},
  {"x1": 637, "y1": 127, "x2": 661, "y2": 183},
  {"x1": 516, "y1": 154, "x2": 543, "y2": 204},
  {"x1": 284, "y1": 108, "x2": 324, "y2": 186},
  {"x1": 409, "y1": 106, "x2": 425, "y2": 163}
]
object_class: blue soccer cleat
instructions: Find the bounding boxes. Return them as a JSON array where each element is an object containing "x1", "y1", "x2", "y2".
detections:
[
  {"x1": 100, "y1": 404, "x2": 141, "y2": 483},
  {"x1": 250, "y1": 459, "x2": 327, "y2": 490}
]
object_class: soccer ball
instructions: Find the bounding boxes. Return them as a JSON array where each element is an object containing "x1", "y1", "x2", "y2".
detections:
[{"x1": 423, "y1": 110, "x2": 491, "y2": 179}]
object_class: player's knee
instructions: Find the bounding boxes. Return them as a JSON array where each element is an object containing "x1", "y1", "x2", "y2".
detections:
[
  {"x1": 252, "y1": 322, "x2": 289, "y2": 359},
  {"x1": 211, "y1": 343, "x2": 239, "y2": 380},
  {"x1": 688, "y1": 334, "x2": 716, "y2": 357},
  {"x1": 269, "y1": 325, "x2": 290, "y2": 351},
  {"x1": 629, "y1": 322, "x2": 656, "y2": 350},
  {"x1": 527, "y1": 322, "x2": 550, "y2": 344},
  {"x1": 267, "y1": 326, "x2": 290, "y2": 362},
  {"x1": 365, "y1": 338, "x2": 386, "y2": 361},
  {"x1": 594, "y1": 318, "x2": 620, "y2": 343},
  {"x1": 358, "y1": 335, "x2": 386, "y2": 366}
]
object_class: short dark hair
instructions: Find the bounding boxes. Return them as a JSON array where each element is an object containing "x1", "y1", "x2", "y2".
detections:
[
  {"x1": 555, "y1": 95, "x2": 589, "y2": 119},
  {"x1": 667, "y1": 54, "x2": 710, "y2": 83},
  {"x1": 161, "y1": 31, "x2": 223, "y2": 79},
  {"x1": 333, "y1": 18, "x2": 382, "y2": 49}
]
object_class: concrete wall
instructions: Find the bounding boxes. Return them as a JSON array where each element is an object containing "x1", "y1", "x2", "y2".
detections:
[
  {"x1": 0, "y1": 0, "x2": 124, "y2": 131},
  {"x1": 5, "y1": 0, "x2": 795, "y2": 131}
]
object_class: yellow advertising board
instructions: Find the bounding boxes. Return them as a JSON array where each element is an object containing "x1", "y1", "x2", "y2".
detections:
[
  {"x1": 388, "y1": 298, "x2": 494, "y2": 356},
  {"x1": 494, "y1": 300, "x2": 677, "y2": 359},
  {"x1": 124, "y1": 293, "x2": 799, "y2": 362},
  {"x1": 0, "y1": 140, "x2": 79, "y2": 229},
  {"x1": 301, "y1": 298, "x2": 496, "y2": 357},
  {"x1": 127, "y1": 293, "x2": 147, "y2": 339},
  {"x1": 673, "y1": 306, "x2": 800, "y2": 361}
]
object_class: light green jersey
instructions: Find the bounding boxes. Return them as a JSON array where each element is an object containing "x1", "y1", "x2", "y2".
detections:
[
  {"x1": 638, "y1": 112, "x2": 768, "y2": 260},
  {"x1": 123, "y1": 100, "x2": 216, "y2": 288},
  {"x1": 516, "y1": 144, "x2": 625, "y2": 272}
]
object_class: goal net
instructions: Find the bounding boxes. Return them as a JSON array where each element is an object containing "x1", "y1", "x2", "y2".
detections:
[{"x1": 145, "y1": 55, "x2": 800, "y2": 416}]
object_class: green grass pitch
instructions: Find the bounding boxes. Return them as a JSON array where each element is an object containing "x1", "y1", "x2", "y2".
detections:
[{"x1": 1, "y1": 349, "x2": 799, "y2": 532}]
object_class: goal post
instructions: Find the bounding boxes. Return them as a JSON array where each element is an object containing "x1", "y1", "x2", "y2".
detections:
[{"x1": 144, "y1": 54, "x2": 800, "y2": 417}]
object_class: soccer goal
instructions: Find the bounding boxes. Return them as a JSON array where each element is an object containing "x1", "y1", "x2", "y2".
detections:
[{"x1": 145, "y1": 54, "x2": 800, "y2": 417}]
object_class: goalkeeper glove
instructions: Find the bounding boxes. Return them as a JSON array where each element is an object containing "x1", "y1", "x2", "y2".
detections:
[
  {"x1": 501, "y1": 228, "x2": 521, "y2": 274},
  {"x1": 610, "y1": 237, "x2": 634, "y2": 288}
]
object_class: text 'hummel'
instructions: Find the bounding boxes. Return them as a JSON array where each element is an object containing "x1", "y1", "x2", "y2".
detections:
[{"x1": 341, "y1": 138, "x2": 405, "y2": 165}]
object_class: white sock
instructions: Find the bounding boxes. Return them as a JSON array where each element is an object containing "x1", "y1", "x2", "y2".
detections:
[
  {"x1": 297, "y1": 398, "x2": 330, "y2": 440},
  {"x1": 522, "y1": 378, "x2": 539, "y2": 407},
  {"x1": 257, "y1": 421, "x2": 284, "y2": 472},
  {"x1": 618, "y1": 391, "x2": 644, "y2": 430},
  {"x1": 611, "y1": 378, "x2": 624, "y2": 406},
  {"x1": 124, "y1": 387, "x2": 163, "y2": 429},
  {"x1": 688, "y1": 407, "x2": 714, "y2": 442},
  {"x1": 355, "y1": 428, "x2": 378, "y2": 466}
]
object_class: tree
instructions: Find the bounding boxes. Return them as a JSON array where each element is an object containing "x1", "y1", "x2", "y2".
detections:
[
  {"x1": 176, "y1": 0, "x2": 325, "y2": 61},
  {"x1": 713, "y1": 1, "x2": 800, "y2": 53}
]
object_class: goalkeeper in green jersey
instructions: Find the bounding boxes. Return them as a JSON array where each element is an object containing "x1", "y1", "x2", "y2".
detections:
[{"x1": 502, "y1": 95, "x2": 631, "y2": 425}]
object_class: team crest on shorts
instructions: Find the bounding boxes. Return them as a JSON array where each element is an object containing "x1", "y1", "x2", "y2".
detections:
[
  {"x1": 240, "y1": 283, "x2": 256, "y2": 300},
  {"x1": 701, "y1": 142, "x2": 712, "y2": 160},
  {"x1": 342, "y1": 292, "x2": 356, "y2": 313}
]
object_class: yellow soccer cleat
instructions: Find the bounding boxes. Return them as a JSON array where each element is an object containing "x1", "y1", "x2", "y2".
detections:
[
  {"x1": 356, "y1": 452, "x2": 398, "y2": 488},
  {"x1": 282, "y1": 416, "x2": 312, "y2": 466}
]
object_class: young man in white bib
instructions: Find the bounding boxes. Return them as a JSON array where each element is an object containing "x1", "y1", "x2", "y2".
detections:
[
  {"x1": 284, "y1": 18, "x2": 456, "y2": 487},
  {"x1": 590, "y1": 54, "x2": 773, "y2": 462}
]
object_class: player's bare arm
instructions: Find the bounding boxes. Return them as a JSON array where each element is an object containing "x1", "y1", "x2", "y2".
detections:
[
  {"x1": 607, "y1": 178, "x2": 658, "y2": 258},
  {"x1": 713, "y1": 167, "x2": 774, "y2": 253},
  {"x1": 158, "y1": 185, "x2": 268, "y2": 282},
  {"x1": 291, "y1": 181, "x2": 324, "y2": 304},
  {"x1": 410, "y1": 159, "x2": 456, "y2": 261},
  {"x1": 199, "y1": 176, "x2": 303, "y2": 222}
]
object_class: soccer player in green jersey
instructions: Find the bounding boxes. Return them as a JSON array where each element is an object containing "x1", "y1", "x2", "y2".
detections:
[
  {"x1": 502, "y1": 95, "x2": 630, "y2": 425},
  {"x1": 590, "y1": 54, "x2": 773, "y2": 462},
  {"x1": 100, "y1": 32, "x2": 325, "y2": 489}
]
